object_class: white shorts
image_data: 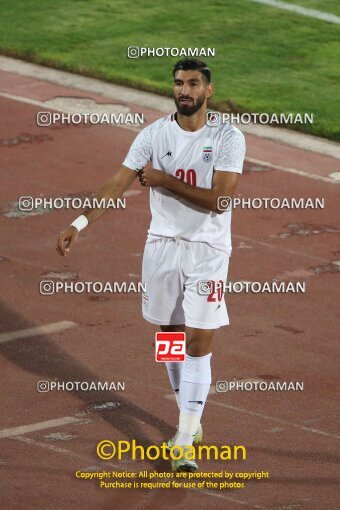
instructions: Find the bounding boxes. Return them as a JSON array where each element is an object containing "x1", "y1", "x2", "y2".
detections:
[{"x1": 141, "y1": 237, "x2": 230, "y2": 329}]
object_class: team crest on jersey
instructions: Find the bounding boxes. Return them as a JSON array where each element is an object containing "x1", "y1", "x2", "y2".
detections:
[{"x1": 202, "y1": 146, "x2": 212, "y2": 163}]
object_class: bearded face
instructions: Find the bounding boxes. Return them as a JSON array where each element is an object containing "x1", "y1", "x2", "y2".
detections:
[
  {"x1": 173, "y1": 70, "x2": 211, "y2": 117},
  {"x1": 174, "y1": 93, "x2": 206, "y2": 116}
]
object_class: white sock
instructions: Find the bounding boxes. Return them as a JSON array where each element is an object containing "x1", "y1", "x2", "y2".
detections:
[
  {"x1": 165, "y1": 361, "x2": 183, "y2": 409},
  {"x1": 176, "y1": 353, "x2": 212, "y2": 446}
]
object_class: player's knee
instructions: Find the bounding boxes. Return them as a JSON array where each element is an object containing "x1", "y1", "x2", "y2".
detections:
[
  {"x1": 187, "y1": 339, "x2": 212, "y2": 357},
  {"x1": 186, "y1": 329, "x2": 214, "y2": 356}
]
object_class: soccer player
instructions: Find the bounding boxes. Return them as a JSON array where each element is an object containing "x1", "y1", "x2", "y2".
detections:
[{"x1": 57, "y1": 58, "x2": 245, "y2": 472}]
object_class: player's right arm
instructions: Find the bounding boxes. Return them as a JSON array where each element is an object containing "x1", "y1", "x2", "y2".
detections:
[{"x1": 56, "y1": 165, "x2": 137, "y2": 257}]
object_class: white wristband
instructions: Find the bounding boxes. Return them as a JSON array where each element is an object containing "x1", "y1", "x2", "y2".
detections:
[{"x1": 71, "y1": 215, "x2": 89, "y2": 232}]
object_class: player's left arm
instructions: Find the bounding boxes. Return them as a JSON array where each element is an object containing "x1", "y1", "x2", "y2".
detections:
[
  {"x1": 138, "y1": 127, "x2": 245, "y2": 214},
  {"x1": 139, "y1": 167, "x2": 239, "y2": 214}
]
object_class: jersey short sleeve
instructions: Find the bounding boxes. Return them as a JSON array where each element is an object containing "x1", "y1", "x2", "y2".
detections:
[
  {"x1": 122, "y1": 124, "x2": 153, "y2": 170},
  {"x1": 214, "y1": 126, "x2": 246, "y2": 173}
]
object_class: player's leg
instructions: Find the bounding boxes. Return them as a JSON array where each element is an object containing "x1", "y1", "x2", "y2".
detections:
[
  {"x1": 160, "y1": 324, "x2": 185, "y2": 410},
  {"x1": 176, "y1": 327, "x2": 214, "y2": 447},
  {"x1": 141, "y1": 239, "x2": 187, "y2": 440},
  {"x1": 176, "y1": 244, "x2": 229, "y2": 448},
  {"x1": 171, "y1": 327, "x2": 213, "y2": 472},
  {"x1": 178, "y1": 241, "x2": 229, "y2": 445},
  {"x1": 162, "y1": 324, "x2": 204, "y2": 451},
  {"x1": 171, "y1": 241, "x2": 229, "y2": 471},
  {"x1": 167, "y1": 326, "x2": 209, "y2": 444}
]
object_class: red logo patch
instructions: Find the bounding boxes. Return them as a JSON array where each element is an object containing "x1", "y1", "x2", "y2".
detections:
[{"x1": 155, "y1": 332, "x2": 186, "y2": 362}]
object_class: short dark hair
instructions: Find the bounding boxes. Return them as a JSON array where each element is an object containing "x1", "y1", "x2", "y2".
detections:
[{"x1": 172, "y1": 58, "x2": 211, "y2": 84}]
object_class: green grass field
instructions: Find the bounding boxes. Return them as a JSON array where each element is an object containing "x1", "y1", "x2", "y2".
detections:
[{"x1": 1, "y1": 0, "x2": 339, "y2": 140}]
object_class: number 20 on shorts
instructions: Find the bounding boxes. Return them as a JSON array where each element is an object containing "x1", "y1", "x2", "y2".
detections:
[{"x1": 207, "y1": 280, "x2": 224, "y2": 302}]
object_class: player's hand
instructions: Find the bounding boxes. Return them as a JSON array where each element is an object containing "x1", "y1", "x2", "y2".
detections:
[
  {"x1": 137, "y1": 167, "x2": 164, "y2": 187},
  {"x1": 56, "y1": 226, "x2": 79, "y2": 257}
]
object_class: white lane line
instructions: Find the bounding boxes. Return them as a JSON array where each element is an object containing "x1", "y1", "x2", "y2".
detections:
[
  {"x1": 329, "y1": 171, "x2": 340, "y2": 181},
  {"x1": 0, "y1": 320, "x2": 77, "y2": 344},
  {"x1": 209, "y1": 400, "x2": 340, "y2": 440},
  {"x1": 12, "y1": 435, "x2": 83, "y2": 457},
  {"x1": 0, "y1": 416, "x2": 84, "y2": 439},
  {"x1": 9, "y1": 434, "x2": 132, "y2": 468},
  {"x1": 247, "y1": 0, "x2": 340, "y2": 24},
  {"x1": 11, "y1": 438, "x2": 130, "y2": 471},
  {"x1": 165, "y1": 394, "x2": 339, "y2": 439},
  {"x1": 0, "y1": 91, "x2": 49, "y2": 108},
  {"x1": 246, "y1": 157, "x2": 339, "y2": 184},
  {"x1": 234, "y1": 234, "x2": 330, "y2": 263},
  {"x1": 241, "y1": 123, "x2": 340, "y2": 160},
  {"x1": 0, "y1": 91, "x2": 140, "y2": 132}
]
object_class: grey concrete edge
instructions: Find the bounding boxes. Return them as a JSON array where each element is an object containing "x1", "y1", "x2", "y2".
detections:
[{"x1": 1, "y1": 55, "x2": 339, "y2": 159}]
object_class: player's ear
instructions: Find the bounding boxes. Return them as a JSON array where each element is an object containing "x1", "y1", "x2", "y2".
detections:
[{"x1": 206, "y1": 82, "x2": 214, "y2": 99}]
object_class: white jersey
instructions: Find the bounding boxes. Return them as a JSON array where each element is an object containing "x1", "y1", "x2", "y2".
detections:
[{"x1": 122, "y1": 113, "x2": 246, "y2": 254}]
